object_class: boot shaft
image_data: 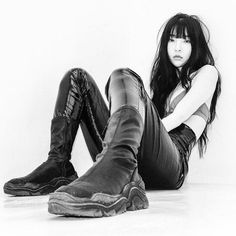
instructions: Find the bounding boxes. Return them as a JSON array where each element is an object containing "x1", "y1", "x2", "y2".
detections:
[
  {"x1": 102, "y1": 105, "x2": 144, "y2": 159},
  {"x1": 48, "y1": 116, "x2": 79, "y2": 160},
  {"x1": 52, "y1": 105, "x2": 147, "y2": 203}
]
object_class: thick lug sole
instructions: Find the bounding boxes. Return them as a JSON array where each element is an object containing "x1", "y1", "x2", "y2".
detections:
[
  {"x1": 48, "y1": 180, "x2": 149, "y2": 217},
  {"x1": 3, "y1": 173, "x2": 78, "y2": 196}
]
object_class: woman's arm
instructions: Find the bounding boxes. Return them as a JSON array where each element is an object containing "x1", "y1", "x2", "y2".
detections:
[{"x1": 161, "y1": 65, "x2": 218, "y2": 132}]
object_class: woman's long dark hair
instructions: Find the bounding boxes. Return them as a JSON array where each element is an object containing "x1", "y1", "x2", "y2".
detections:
[{"x1": 150, "y1": 13, "x2": 221, "y2": 158}]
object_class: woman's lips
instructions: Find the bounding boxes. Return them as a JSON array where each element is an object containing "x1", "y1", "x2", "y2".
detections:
[{"x1": 173, "y1": 56, "x2": 183, "y2": 60}]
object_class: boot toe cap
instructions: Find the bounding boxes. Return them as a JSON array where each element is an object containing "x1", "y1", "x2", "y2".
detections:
[
  {"x1": 4, "y1": 178, "x2": 26, "y2": 189},
  {"x1": 3, "y1": 178, "x2": 42, "y2": 195},
  {"x1": 55, "y1": 181, "x2": 97, "y2": 199}
]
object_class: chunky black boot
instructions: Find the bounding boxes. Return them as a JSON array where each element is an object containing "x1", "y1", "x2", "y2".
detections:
[
  {"x1": 3, "y1": 116, "x2": 78, "y2": 196},
  {"x1": 48, "y1": 105, "x2": 149, "y2": 217}
]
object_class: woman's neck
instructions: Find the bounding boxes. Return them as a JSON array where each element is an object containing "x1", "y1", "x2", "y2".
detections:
[
  {"x1": 176, "y1": 70, "x2": 181, "y2": 83},
  {"x1": 176, "y1": 68, "x2": 181, "y2": 78}
]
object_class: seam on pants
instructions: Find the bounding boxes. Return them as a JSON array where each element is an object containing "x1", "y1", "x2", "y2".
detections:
[
  {"x1": 71, "y1": 68, "x2": 104, "y2": 149},
  {"x1": 85, "y1": 97, "x2": 104, "y2": 146}
]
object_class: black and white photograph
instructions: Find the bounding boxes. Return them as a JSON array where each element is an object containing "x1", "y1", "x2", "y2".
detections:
[{"x1": 0, "y1": 0, "x2": 235, "y2": 235}]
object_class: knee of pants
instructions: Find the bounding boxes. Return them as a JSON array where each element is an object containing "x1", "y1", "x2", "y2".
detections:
[
  {"x1": 108, "y1": 68, "x2": 146, "y2": 118},
  {"x1": 59, "y1": 67, "x2": 92, "y2": 93},
  {"x1": 110, "y1": 67, "x2": 127, "y2": 78},
  {"x1": 105, "y1": 67, "x2": 144, "y2": 101},
  {"x1": 108, "y1": 68, "x2": 139, "y2": 98},
  {"x1": 109, "y1": 67, "x2": 135, "y2": 83}
]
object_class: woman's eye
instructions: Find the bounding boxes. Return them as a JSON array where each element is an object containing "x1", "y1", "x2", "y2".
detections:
[
  {"x1": 184, "y1": 39, "x2": 191, "y2": 43},
  {"x1": 169, "y1": 38, "x2": 174, "y2": 42}
]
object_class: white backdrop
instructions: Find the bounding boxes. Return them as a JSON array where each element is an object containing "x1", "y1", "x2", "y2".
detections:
[{"x1": 0, "y1": 0, "x2": 235, "y2": 192}]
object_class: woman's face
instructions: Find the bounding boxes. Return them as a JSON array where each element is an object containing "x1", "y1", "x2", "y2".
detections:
[{"x1": 167, "y1": 28, "x2": 192, "y2": 71}]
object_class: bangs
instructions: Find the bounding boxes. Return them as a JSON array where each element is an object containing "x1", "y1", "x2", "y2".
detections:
[
  {"x1": 170, "y1": 25, "x2": 189, "y2": 38},
  {"x1": 168, "y1": 18, "x2": 195, "y2": 40}
]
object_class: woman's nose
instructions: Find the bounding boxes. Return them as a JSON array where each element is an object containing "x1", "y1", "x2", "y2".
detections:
[{"x1": 175, "y1": 41, "x2": 182, "y2": 51}]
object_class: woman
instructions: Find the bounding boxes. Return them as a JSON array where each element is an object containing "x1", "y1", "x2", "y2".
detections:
[{"x1": 3, "y1": 13, "x2": 221, "y2": 217}]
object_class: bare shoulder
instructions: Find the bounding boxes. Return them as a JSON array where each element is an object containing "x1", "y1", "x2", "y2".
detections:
[
  {"x1": 192, "y1": 65, "x2": 218, "y2": 85},
  {"x1": 199, "y1": 64, "x2": 218, "y2": 75}
]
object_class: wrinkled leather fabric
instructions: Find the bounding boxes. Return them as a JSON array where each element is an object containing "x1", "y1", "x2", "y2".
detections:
[
  {"x1": 56, "y1": 106, "x2": 144, "y2": 197},
  {"x1": 105, "y1": 68, "x2": 196, "y2": 189},
  {"x1": 169, "y1": 124, "x2": 196, "y2": 187},
  {"x1": 54, "y1": 67, "x2": 196, "y2": 190}
]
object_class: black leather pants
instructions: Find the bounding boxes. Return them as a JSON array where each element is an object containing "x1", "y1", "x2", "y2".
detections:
[{"x1": 54, "y1": 67, "x2": 196, "y2": 190}]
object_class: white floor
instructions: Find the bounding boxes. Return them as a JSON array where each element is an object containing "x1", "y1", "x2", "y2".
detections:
[{"x1": 1, "y1": 183, "x2": 235, "y2": 236}]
